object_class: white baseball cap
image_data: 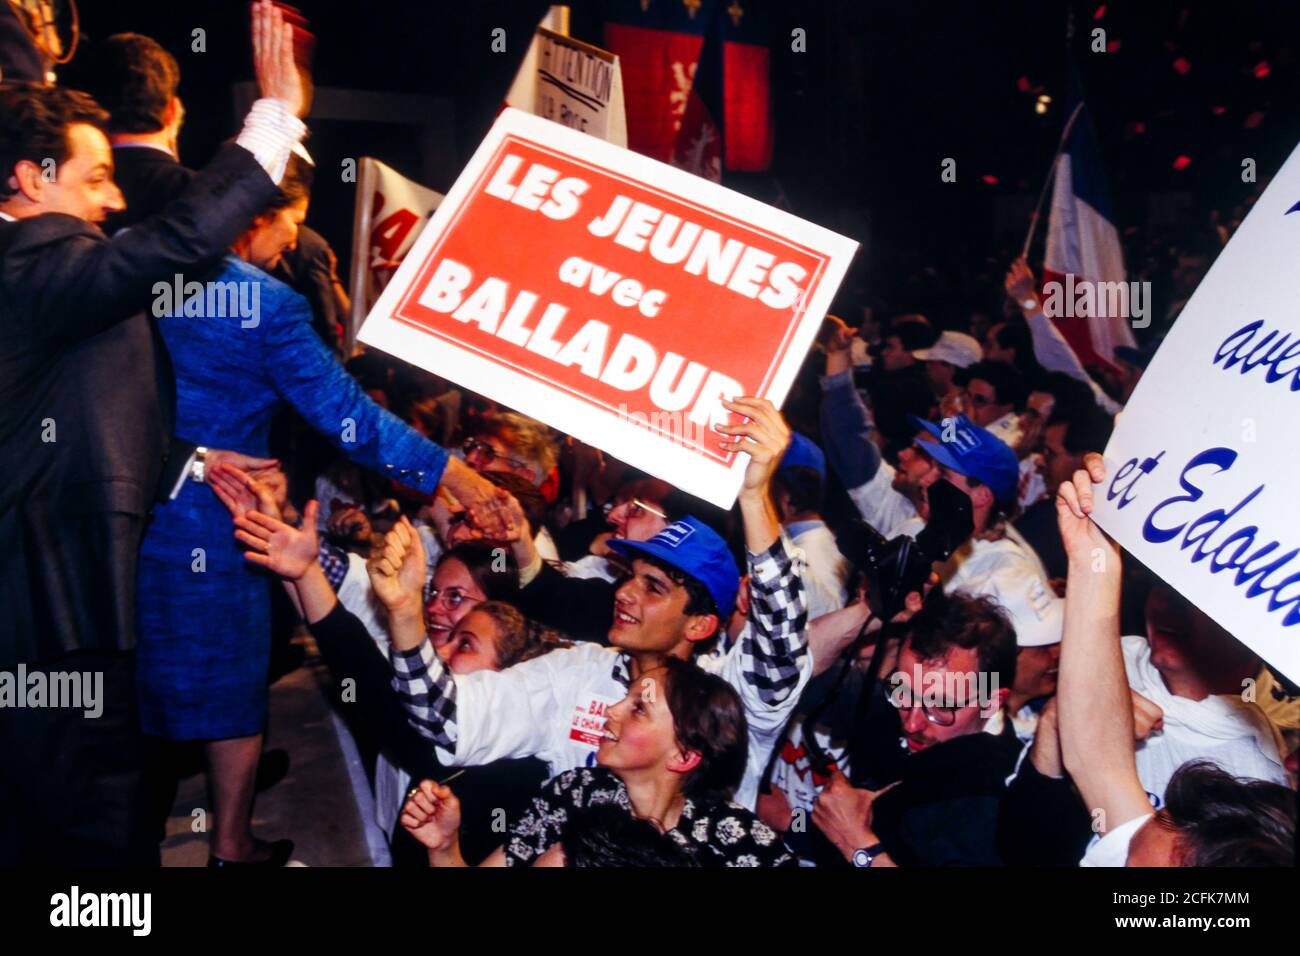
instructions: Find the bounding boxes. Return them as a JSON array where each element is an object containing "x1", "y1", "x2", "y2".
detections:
[{"x1": 913, "y1": 330, "x2": 983, "y2": 368}]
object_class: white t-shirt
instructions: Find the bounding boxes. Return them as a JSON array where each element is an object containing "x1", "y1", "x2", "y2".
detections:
[
  {"x1": 1079, "y1": 813, "x2": 1154, "y2": 867},
  {"x1": 1121, "y1": 635, "x2": 1287, "y2": 806}
]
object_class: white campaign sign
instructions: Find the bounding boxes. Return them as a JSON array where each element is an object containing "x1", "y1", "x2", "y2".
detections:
[
  {"x1": 356, "y1": 109, "x2": 857, "y2": 508},
  {"x1": 1091, "y1": 143, "x2": 1300, "y2": 683}
]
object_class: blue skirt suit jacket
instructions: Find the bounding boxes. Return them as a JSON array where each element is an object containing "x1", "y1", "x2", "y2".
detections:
[{"x1": 136, "y1": 255, "x2": 447, "y2": 740}]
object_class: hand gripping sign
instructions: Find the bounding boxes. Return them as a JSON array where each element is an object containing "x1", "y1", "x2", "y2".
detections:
[
  {"x1": 1091, "y1": 142, "x2": 1300, "y2": 684},
  {"x1": 358, "y1": 108, "x2": 857, "y2": 507}
]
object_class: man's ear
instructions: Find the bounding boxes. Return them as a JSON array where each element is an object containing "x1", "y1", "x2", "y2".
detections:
[
  {"x1": 683, "y1": 613, "x2": 720, "y2": 644},
  {"x1": 970, "y1": 483, "x2": 994, "y2": 510},
  {"x1": 667, "y1": 748, "x2": 702, "y2": 775},
  {"x1": 11, "y1": 160, "x2": 47, "y2": 203}
]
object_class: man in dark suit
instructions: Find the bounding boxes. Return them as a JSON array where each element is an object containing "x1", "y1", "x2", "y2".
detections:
[{"x1": 0, "y1": 1, "x2": 309, "y2": 864}]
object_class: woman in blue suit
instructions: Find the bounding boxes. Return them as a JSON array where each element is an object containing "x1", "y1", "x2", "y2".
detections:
[{"x1": 136, "y1": 157, "x2": 503, "y2": 866}]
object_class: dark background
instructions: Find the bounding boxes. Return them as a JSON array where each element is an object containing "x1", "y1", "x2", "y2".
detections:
[{"x1": 63, "y1": 0, "x2": 1300, "y2": 320}]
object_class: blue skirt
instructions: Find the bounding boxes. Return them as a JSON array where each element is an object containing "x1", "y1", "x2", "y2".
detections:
[{"x1": 135, "y1": 530, "x2": 272, "y2": 741}]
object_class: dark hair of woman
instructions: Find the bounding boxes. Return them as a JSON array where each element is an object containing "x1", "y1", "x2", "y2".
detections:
[
  {"x1": 438, "y1": 541, "x2": 520, "y2": 602},
  {"x1": 657, "y1": 657, "x2": 748, "y2": 805}
]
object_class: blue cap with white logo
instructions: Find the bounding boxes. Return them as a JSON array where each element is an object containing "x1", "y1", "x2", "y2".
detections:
[
  {"x1": 909, "y1": 414, "x2": 1020, "y2": 505},
  {"x1": 606, "y1": 516, "x2": 739, "y2": 618}
]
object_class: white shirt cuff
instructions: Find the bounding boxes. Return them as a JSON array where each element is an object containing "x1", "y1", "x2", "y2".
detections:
[
  {"x1": 168, "y1": 452, "x2": 197, "y2": 501},
  {"x1": 235, "y1": 98, "x2": 307, "y2": 184}
]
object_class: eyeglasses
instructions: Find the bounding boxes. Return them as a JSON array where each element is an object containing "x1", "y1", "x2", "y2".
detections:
[
  {"x1": 463, "y1": 438, "x2": 530, "y2": 472},
  {"x1": 424, "y1": 586, "x2": 475, "y2": 611},
  {"x1": 886, "y1": 681, "x2": 979, "y2": 727},
  {"x1": 624, "y1": 498, "x2": 667, "y2": 521},
  {"x1": 965, "y1": 391, "x2": 994, "y2": 407}
]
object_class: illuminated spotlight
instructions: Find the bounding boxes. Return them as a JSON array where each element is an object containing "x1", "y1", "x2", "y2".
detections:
[{"x1": 1035, "y1": 94, "x2": 1052, "y2": 115}]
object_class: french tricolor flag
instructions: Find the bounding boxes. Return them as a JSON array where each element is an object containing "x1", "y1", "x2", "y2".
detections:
[{"x1": 1042, "y1": 66, "x2": 1136, "y2": 370}]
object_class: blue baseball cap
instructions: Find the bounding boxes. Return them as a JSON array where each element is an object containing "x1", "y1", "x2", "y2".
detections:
[
  {"x1": 909, "y1": 414, "x2": 1019, "y2": 504},
  {"x1": 780, "y1": 432, "x2": 826, "y2": 478},
  {"x1": 606, "y1": 516, "x2": 739, "y2": 618}
]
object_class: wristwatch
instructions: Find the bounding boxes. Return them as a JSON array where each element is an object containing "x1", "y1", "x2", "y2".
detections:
[
  {"x1": 189, "y1": 446, "x2": 210, "y2": 484},
  {"x1": 1019, "y1": 296, "x2": 1039, "y2": 312},
  {"x1": 852, "y1": 843, "x2": 886, "y2": 868}
]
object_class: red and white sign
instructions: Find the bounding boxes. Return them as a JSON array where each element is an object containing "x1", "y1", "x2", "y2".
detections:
[{"x1": 358, "y1": 109, "x2": 857, "y2": 507}]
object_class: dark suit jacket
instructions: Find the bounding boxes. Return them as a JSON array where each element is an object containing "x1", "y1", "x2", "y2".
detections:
[
  {"x1": 104, "y1": 144, "x2": 197, "y2": 236},
  {"x1": 0, "y1": 143, "x2": 279, "y2": 666}
]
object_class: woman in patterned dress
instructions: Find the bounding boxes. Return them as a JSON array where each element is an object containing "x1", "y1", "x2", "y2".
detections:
[{"x1": 400, "y1": 656, "x2": 795, "y2": 867}]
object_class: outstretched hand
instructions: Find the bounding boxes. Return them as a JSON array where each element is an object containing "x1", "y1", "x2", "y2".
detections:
[
  {"x1": 438, "y1": 457, "x2": 518, "y2": 541},
  {"x1": 209, "y1": 462, "x2": 282, "y2": 523},
  {"x1": 234, "y1": 499, "x2": 320, "y2": 580}
]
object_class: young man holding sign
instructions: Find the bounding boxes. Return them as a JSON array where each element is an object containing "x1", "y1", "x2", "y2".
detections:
[{"x1": 376, "y1": 397, "x2": 811, "y2": 810}]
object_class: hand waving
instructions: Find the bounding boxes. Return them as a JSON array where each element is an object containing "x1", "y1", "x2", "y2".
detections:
[
  {"x1": 252, "y1": 0, "x2": 306, "y2": 115},
  {"x1": 1005, "y1": 256, "x2": 1037, "y2": 305}
]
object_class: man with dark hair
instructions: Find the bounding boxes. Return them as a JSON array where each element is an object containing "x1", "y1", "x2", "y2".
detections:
[
  {"x1": 1014, "y1": 402, "x2": 1115, "y2": 581},
  {"x1": 860, "y1": 314, "x2": 937, "y2": 458},
  {"x1": 0, "y1": 2, "x2": 309, "y2": 865},
  {"x1": 75, "y1": 33, "x2": 187, "y2": 236},
  {"x1": 962, "y1": 359, "x2": 1028, "y2": 449},
  {"x1": 811, "y1": 590, "x2": 1024, "y2": 866},
  {"x1": 375, "y1": 397, "x2": 812, "y2": 811}
]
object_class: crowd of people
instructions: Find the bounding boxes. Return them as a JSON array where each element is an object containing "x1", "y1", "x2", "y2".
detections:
[{"x1": 1, "y1": 3, "x2": 1295, "y2": 869}]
